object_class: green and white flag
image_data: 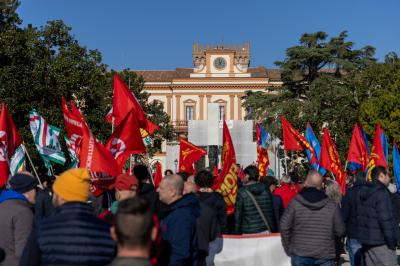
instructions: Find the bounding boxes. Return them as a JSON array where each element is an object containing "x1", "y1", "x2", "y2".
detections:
[
  {"x1": 29, "y1": 110, "x2": 66, "y2": 171},
  {"x1": 64, "y1": 136, "x2": 79, "y2": 168},
  {"x1": 10, "y1": 145, "x2": 26, "y2": 176}
]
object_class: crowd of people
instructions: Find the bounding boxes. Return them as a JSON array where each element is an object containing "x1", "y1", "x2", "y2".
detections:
[{"x1": 0, "y1": 164, "x2": 399, "y2": 266}]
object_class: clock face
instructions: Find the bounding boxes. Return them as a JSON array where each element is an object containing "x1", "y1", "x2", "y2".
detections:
[{"x1": 213, "y1": 57, "x2": 226, "y2": 70}]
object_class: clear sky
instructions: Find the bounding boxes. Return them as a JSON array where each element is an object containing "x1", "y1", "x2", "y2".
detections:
[{"x1": 18, "y1": 0, "x2": 399, "y2": 71}]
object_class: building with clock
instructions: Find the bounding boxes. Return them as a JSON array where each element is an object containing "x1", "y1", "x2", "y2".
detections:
[{"x1": 134, "y1": 43, "x2": 283, "y2": 169}]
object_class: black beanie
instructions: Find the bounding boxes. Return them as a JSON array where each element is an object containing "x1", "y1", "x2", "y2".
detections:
[{"x1": 9, "y1": 173, "x2": 38, "y2": 193}]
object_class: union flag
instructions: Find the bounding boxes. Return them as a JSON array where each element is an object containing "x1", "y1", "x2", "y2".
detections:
[
  {"x1": 320, "y1": 128, "x2": 346, "y2": 194},
  {"x1": 179, "y1": 138, "x2": 206, "y2": 174}
]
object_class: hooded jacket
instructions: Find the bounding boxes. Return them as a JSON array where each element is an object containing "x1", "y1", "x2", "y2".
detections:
[
  {"x1": 197, "y1": 192, "x2": 227, "y2": 233},
  {"x1": 280, "y1": 187, "x2": 345, "y2": 260},
  {"x1": 356, "y1": 180, "x2": 398, "y2": 249},
  {"x1": 0, "y1": 190, "x2": 33, "y2": 266},
  {"x1": 160, "y1": 193, "x2": 200, "y2": 266},
  {"x1": 234, "y1": 182, "x2": 277, "y2": 234},
  {"x1": 341, "y1": 179, "x2": 367, "y2": 239}
]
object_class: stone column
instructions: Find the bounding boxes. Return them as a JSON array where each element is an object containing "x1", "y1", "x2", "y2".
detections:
[
  {"x1": 176, "y1": 95, "x2": 181, "y2": 121},
  {"x1": 230, "y1": 94, "x2": 235, "y2": 120}
]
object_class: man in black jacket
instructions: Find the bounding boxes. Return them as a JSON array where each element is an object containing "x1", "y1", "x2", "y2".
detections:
[
  {"x1": 356, "y1": 166, "x2": 398, "y2": 266},
  {"x1": 341, "y1": 170, "x2": 367, "y2": 266}
]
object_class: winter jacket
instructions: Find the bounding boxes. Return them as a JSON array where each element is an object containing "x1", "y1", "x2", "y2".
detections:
[
  {"x1": 107, "y1": 257, "x2": 152, "y2": 266},
  {"x1": 34, "y1": 189, "x2": 54, "y2": 225},
  {"x1": 390, "y1": 192, "x2": 400, "y2": 246},
  {"x1": 0, "y1": 190, "x2": 33, "y2": 266},
  {"x1": 196, "y1": 201, "x2": 219, "y2": 260},
  {"x1": 234, "y1": 182, "x2": 277, "y2": 234},
  {"x1": 280, "y1": 187, "x2": 345, "y2": 260},
  {"x1": 356, "y1": 180, "x2": 398, "y2": 249},
  {"x1": 160, "y1": 193, "x2": 200, "y2": 266},
  {"x1": 197, "y1": 192, "x2": 227, "y2": 232},
  {"x1": 20, "y1": 202, "x2": 115, "y2": 266},
  {"x1": 274, "y1": 182, "x2": 301, "y2": 208},
  {"x1": 341, "y1": 180, "x2": 367, "y2": 239},
  {"x1": 272, "y1": 194, "x2": 284, "y2": 229}
]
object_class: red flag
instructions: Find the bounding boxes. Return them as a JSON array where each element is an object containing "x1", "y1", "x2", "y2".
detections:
[
  {"x1": 0, "y1": 103, "x2": 23, "y2": 187},
  {"x1": 108, "y1": 74, "x2": 158, "y2": 134},
  {"x1": 153, "y1": 161, "x2": 162, "y2": 188},
  {"x1": 213, "y1": 165, "x2": 218, "y2": 177},
  {"x1": 212, "y1": 121, "x2": 238, "y2": 214},
  {"x1": 281, "y1": 116, "x2": 318, "y2": 165},
  {"x1": 320, "y1": 128, "x2": 346, "y2": 194},
  {"x1": 369, "y1": 123, "x2": 388, "y2": 169},
  {"x1": 179, "y1": 138, "x2": 206, "y2": 174},
  {"x1": 105, "y1": 110, "x2": 146, "y2": 171},
  {"x1": 256, "y1": 123, "x2": 269, "y2": 176},
  {"x1": 347, "y1": 123, "x2": 369, "y2": 171},
  {"x1": 61, "y1": 97, "x2": 83, "y2": 156}
]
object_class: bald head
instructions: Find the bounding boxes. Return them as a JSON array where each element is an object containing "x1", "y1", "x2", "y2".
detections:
[
  {"x1": 305, "y1": 170, "x2": 323, "y2": 189},
  {"x1": 158, "y1": 174, "x2": 184, "y2": 205}
]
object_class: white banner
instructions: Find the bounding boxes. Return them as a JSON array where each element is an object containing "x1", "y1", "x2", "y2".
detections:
[{"x1": 207, "y1": 233, "x2": 291, "y2": 266}]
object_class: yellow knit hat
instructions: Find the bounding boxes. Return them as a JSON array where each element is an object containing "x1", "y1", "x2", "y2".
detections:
[{"x1": 53, "y1": 168, "x2": 91, "y2": 202}]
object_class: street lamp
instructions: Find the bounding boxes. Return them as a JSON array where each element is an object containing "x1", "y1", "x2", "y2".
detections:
[{"x1": 174, "y1": 159, "x2": 178, "y2": 173}]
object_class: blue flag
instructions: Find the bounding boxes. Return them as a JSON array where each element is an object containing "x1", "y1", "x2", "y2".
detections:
[
  {"x1": 381, "y1": 133, "x2": 389, "y2": 165},
  {"x1": 393, "y1": 143, "x2": 400, "y2": 193},
  {"x1": 256, "y1": 123, "x2": 269, "y2": 149},
  {"x1": 305, "y1": 123, "x2": 326, "y2": 175}
]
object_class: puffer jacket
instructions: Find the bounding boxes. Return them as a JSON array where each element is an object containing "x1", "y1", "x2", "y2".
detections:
[
  {"x1": 21, "y1": 202, "x2": 115, "y2": 266},
  {"x1": 356, "y1": 180, "x2": 398, "y2": 249},
  {"x1": 280, "y1": 187, "x2": 345, "y2": 260},
  {"x1": 0, "y1": 190, "x2": 33, "y2": 266},
  {"x1": 160, "y1": 193, "x2": 200, "y2": 266},
  {"x1": 234, "y1": 182, "x2": 277, "y2": 234}
]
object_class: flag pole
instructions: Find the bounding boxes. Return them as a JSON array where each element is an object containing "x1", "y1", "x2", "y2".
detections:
[
  {"x1": 284, "y1": 150, "x2": 288, "y2": 175},
  {"x1": 344, "y1": 160, "x2": 348, "y2": 172},
  {"x1": 21, "y1": 144, "x2": 43, "y2": 188}
]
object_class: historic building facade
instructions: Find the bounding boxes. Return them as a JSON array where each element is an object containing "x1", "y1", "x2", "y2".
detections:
[{"x1": 135, "y1": 43, "x2": 282, "y2": 169}]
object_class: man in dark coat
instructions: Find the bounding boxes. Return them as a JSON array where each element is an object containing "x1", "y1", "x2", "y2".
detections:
[
  {"x1": 158, "y1": 175, "x2": 200, "y2": 266},
  {"x1": 0, "y1": 172, "x2": 37, "y2": 266},
  {"x1": 108, "y1": 197, "x2": 156, "y2": 266},
  {"x1": 183, "y1": 181, "x2": 219, "y2": 266},
  {"x1": 341, "y1": 170, "x2": 367, "y2": 266},
  {"x1": 356, "y1": 166, "x2": 398, "y2": 266},
  {"x1": 194, "y1": 170, "x2": 227, "y2": 233},
  {"x1": 21, "y1": 168, "x2": 115, "y2": 266},
  {"x1": 280, "y1": 170, "x2": 345, "y2": 265},
  {"x1": 234, "y1": 165, "x2": 277, "y2": 234},
  {"x1": 260, "y1": 175, "x2": 284, "y2": 229}
]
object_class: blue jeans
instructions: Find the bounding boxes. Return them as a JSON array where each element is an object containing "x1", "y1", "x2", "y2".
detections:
[
  {"x1": 346, "y1": 238, "x2": 364, "y2": 266},
  {"x1": 291, "y1": 255, "x2": 333, "y2": 266}
]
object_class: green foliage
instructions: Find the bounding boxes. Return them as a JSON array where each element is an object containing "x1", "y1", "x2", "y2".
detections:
[
  {"x1": 0, "y1": 2, "x2": 173, "y2": 176},
  {"x1": 244, "y1": 31, "x2": 377, "y2": 164}
]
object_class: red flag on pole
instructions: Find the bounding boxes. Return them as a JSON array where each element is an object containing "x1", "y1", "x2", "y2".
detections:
[
  {"x1": 62, "y1": 97, "x2": 83, "y2": 156},
  {"x1": 256, "y1": 123, "x2": 269, "y2": 176},
  {"x1": 107, "y1": 74, "x2": 158, "y2": 134},
  {"x1": 369, "y1": 123, "x2": 388, "y2": 169},
  {"x1": 0, "y1": 103, "x2": 23, "y2": 187},
  {"x1": 347, "y1": 123, "x2": 369, "y2": 171},
  {"x1": 320, "y1": 128, "x2": 346, "y2": 194},
  {"x1": 153, "y1": 161, "x2": 162, "y2": 188},
  {"x1": 212, "y1": 121, "x2": 238, "y2": 214},
  {"x1": 105, "y1": 110, "x2": 146, "y2": 171},
  {"x1": 179, "y1": 138, "x2": 206, "y2": 174},
  {"x1": 281, "y1": 116, "x2": 318, "y2": 165}
]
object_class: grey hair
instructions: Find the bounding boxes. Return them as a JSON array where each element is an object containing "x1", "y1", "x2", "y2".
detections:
[{"x1": 324, "y1": 180, "x2": 342, "y2": 205}]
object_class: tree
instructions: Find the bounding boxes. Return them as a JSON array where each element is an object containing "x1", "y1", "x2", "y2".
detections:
[
  {"x1": 244, "y1": 31, "x2": 376, "y2": 163},
  {"x1": 0, "y1": 1, "x2": 173, "y2": 176}
]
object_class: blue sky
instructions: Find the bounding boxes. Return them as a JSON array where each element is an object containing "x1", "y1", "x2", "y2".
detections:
[{"x1": 19, "y1": 0, "x2": 399, "y2": 70}]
